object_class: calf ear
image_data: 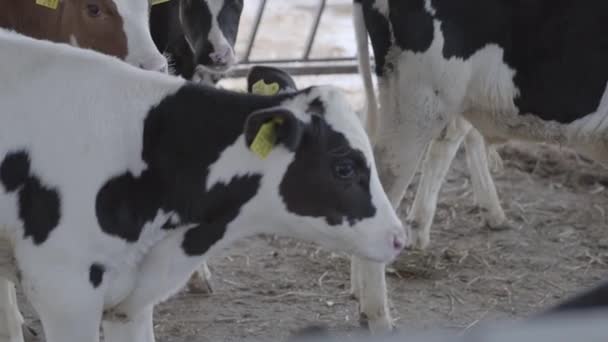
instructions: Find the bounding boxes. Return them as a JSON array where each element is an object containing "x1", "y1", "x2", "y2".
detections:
[{"x1": 244, "y1": 108, "x2": 304, "y2": 159}]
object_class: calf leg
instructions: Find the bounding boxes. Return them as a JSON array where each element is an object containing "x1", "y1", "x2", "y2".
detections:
[
  {"x1": 408, "y1": 118, "x2": 471, "y2": 249},
  {"x1": 350, "y1": 258, "x2": 392, "y2": 332},
  {"x1": 463, "y1": 128, "x2": 508, "y2": 229},
  {"x1": 0, "y1": 279, "x2": 24, "y2": 342},
  {"x1": 102, "y1": 306, "x2": 154, "y2": 342},
  {"x1": 185, "y1": 261, "x2": 213, "y2": 294},
  {"x1": 22, "y1": 272, "x2": 102, "y2": 342}
]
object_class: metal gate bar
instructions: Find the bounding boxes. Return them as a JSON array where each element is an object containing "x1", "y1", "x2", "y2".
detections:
[{"x1": 230, "y1": 0, "x2": 363, "y2": 78}]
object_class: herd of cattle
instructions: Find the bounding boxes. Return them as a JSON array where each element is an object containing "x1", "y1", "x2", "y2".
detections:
[{"x1": 0, "y1": 0, "x2": 607, "y2": 341}]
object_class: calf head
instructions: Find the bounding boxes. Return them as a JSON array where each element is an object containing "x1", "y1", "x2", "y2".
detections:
[
  {"x1": 234, "y1": 87, "x2": 406, "y2": 263},
  {"x1": 59, "y1": 0, "x2": 168, "y2": 72},
  {"x1": 179, "y1": 0, "x2": 243, "y2": 75}
]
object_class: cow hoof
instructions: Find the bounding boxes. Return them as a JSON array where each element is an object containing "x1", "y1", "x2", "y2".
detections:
[
  {"x1": 288, "y1": 325, "x2": 330, "y2": 341},
  {"x1": 410, "y1": 231, "x2": 430, "y2": 251},
  {"x1": 358, "y1": 312, "x2": 393, "y2": 333},
  {"x1": 485, "y1": 218, "x2": 513, "y2": 231},
  {"x1": 186, "y1": 272, "x2": 214, "y2": 295},
  {"x1": 23, "y1": 324, "x2": 39, "y2": 342}
]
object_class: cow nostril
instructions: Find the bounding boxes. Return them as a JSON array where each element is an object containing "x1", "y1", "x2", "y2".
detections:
[{"x1": 393, "y1": 234, "x2": 405, "y2": 251}]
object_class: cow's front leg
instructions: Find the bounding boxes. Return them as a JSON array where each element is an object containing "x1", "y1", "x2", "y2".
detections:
[
  {"x1": 102, "y1": 306, "x2": 154, "y2": 342},
  {"x1": 407, "y1": 118, "x2": 471, "y2": 249},
  {"x1": 104, "y1": 228, "x2": 205, "y2": 341},
  {"x1": 20, "y1": 266, "x2": 103, "y2": 342},
  {"x1": 0, "y1": 279, "x2": 25, "y2": 342},
  {"x1": 350, "y1": 258, "x2": 392, "y2": 332}
]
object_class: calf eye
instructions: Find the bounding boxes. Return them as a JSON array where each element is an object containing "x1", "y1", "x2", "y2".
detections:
[
  {"x1": 333, "y1": 159, "x2": 356, "y2": 180},
  {"x1": 86, "y1": 4, "x2": 101, "y2": 17}
]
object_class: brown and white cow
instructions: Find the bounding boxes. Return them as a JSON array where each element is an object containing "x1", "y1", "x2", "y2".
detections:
[{"x1": 0, "y1": 0, "x2": 168, "y2": 72}]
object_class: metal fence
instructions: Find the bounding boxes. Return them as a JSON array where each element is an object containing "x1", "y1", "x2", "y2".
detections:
[{"x1": 229, "y1": 0, "x2": 362, "y2": 77}]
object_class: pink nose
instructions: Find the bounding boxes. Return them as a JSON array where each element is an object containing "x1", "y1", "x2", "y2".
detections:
[
  {"x1": 209, "y1": 47, "x2": 234, "y2": 66},
  {"x1": 393, "y1": 233, "x2": 405, "y2": 251}
]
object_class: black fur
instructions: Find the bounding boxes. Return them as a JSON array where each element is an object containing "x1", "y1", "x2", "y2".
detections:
[
  {"x1": 357, "y1": 0, "x2": 608, "y2": 123},
  {"x1": 89, "y1": 263, "x2": 105, "y2": 288},
  {"x1": 0, "y1": 151, "x2": 61, "y2": 245},
  {"x1": 94, "y1": 84, "x2": 377, "y2": 254}
]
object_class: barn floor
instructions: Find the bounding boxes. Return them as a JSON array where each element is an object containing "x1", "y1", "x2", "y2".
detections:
[
  {"x1": 17, "y1": 1, "x2": 608, "y2": 340},
  {"x1": 18, "y1": 78, "x2": 608, "y2": 340}
]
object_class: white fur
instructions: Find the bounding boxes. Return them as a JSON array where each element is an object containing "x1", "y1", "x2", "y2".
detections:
[
  {"x1": 113, "y1": 0, "x2": 168, "y2": 72},
  {"x1": 0, "y1": 29, "x2": 404, "y2": 342}
]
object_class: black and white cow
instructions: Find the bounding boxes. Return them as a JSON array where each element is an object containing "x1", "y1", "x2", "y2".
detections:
[
  {"x1": 0, "y1": 29, "x2": 405, "y2": 342},
  {"x1": 150, "y1": 0, "x2": 242, "y2": 81},
  {"x1": 150, "y1": 0, "x2": 245, "y2": 293},
  {"x1": 351, "y1": 0, "x2": 608, "y2": 331}
]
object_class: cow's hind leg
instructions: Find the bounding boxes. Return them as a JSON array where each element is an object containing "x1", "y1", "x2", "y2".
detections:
[
  {"x1": 408, "y1": 118, "x2": 471, "y2": 249},
  {"x1": 463, "y1": 128, "x2": 508, "y2": 230}
]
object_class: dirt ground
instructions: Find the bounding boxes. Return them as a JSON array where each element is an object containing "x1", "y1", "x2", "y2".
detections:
[{"x1": 17, "y1": 83, "x2": 608, "y2": 340}]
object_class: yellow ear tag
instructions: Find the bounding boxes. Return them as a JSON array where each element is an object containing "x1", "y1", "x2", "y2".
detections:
[
  {"x1": 35, "y1": 0, "x2": 59, "y2": 10},
  {"x1": 250, "y1": 118, "x2": 284, "y2": 159},
  {"x1": 252, "y1": 80, "x2": 281, "y2": 96},
  {"x1": 151, "y1": 0, "x2": 172, "y2": 5}
]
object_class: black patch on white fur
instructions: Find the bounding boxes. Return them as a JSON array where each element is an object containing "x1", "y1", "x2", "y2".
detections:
[
  {"x1": 1, "y1": 151, "x2": 61, "y2": 245},
  {"x1": 89, "y1": 263, "x2": 105, "y2": 288},
  {"x1": 307, "y1": 97, "x2": 326, "y2": 116},
  {"x1": 96, "y1": 85, "x2": 287, "y2": 250},
  {"x1": 354, "y1": 0, "x2": 393, "y2": 76},
  {"x1": 96, "y1": 84, "x2": 378, "y2": 254},
  {"x1": 280, "y1": 116, "x2": 376, "y2": 226},
  {"x1": 181, "y1": 175, "x2": 261, "y2": 256},
  {"x1": 0, "y1": 151, "x2": 30, "y2": 192}
]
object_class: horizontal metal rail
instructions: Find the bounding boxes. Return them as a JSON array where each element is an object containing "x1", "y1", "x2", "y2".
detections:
[{"x1": 231, "y1": 0, "x2": 365, "y2": 77}]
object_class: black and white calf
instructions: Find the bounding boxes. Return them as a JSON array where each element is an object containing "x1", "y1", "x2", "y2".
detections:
[
  {"x1": 150, "y1": 0, "x2": 245, "y2": 293},
  {"x1": 0, "y1": 30, "x2": 406, "y2": 342},
  {"x1": 352, "y1": 0, "x2": 608, "y2": 331},
  {"x1": 150, "y1": 0, "x2": 242, "y2": 81}
]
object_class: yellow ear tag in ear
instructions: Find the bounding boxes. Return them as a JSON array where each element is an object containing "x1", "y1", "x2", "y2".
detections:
[
  {"x1": 252, "y1": 80, "x2": 281, "y2": 96},
  {"x1": 35, "y1": 0, "x2": 59, "y2": 10},
  {"x1": 151, "y1": 0, "x2": 172, "y2": 5},
  {"x1": 250, "y1": 118, "x2": 284, "y2": 159}
]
